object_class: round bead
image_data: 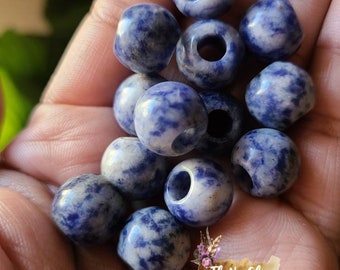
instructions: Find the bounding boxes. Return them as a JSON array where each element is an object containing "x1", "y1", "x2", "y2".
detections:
[
  {"x1": 231, "y1": 128, "x2": 300, "y2": 197},
  {"x1": 196, "y1": 91, "x2": 244, "y2": 154},
  {"x1": 100, "y1": 137, "x2": 168, "y2": 200},
  {"x1": 113, "y1": 74, "x2": 165, "y2": 136},
  {"x1": 173, "y1": 0, "x2": 234, "y2": 19},
  {"x1": 114, "y1": 4, "x2": 180, "y2": 74},
  {"x1": 239, "y1": 0, "x2": 303, "y2": 62},
  {"x1": 164, "y1": 158, "x2": 233, "y2": 227},
  {"x1": 118, "y1": 206, "x2": 191, "y2": 270},
  {"x1": 51, "y1": 174, "x2": 126, "y2": 244},
  {"x1": 245, "y1": 61, "x2": 315, "y2": 130},
  {"x1": 134, "y1": 81, "x2": 208, "y2": 156},
  {"x1": 176, "y1": 19, "x2": 244, "y2": 89}
]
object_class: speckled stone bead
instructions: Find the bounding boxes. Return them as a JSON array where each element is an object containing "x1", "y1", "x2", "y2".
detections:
[
  {"x1": 118, "y1": 206, "x2": 191, "y2": 270},
  {"x1": 173, "y1": 0, "x2": 234, "y2": 19},
  {"x1": 231, "y1": 128, "x2": 300, "y2": 197},
  {"x1": 176, "y1": 19, "x2": 244, "y2": 89},
  {"x1": 114, "y1": 4, "x2": 180, "y2": 74},
  {"x1": 51, "y1": 174, "x2": 126, "y2": 244},
  {"x1": 246, "y1": 61, "x2": 315, "y2": 130},
  {"x1": 113, "y1": 74, "x2": 165, "y2": 136},
  {"x1": 196, "y1": 91, "x2": 244, "y2": 154},
  {"x1": 101, "y1": 137, "x2": 168, "y2": 200},
  {"x1": 134, "y1": 81, "x2": 208, "y2": 156},
  {"x1": 239, "y1": 0, "x2": 303, "y2": 62},
  {"x1": 164, "y1": 158, "x2": 233, "y2": 227}
]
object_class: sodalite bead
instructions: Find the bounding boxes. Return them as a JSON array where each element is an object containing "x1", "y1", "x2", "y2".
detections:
[
  {"x1": 113, "y1": 74, "x2": 165, "y2": 136},
  {"x1": 196, "y1": 91, "x2": 244, "y2": 154},
  {"x1": 100, "y1": 137, "x2": 168, "y2": 200},
  {"x1": 246, "y1": 61, "x2": 315, "y2": 130},
  {"x1": 114, "y1": 4, "x2": 180, "y2": 74},
  {"x1": 118, "y1": 207, "x2": 191, "y2": 270},
  {"x1": 173, "y1": 0, "x2": 234, "y2": 19},
  {"x1": 51, "y1": 174, "x2": 126, "y2": 244},
  {"x1": 176, "y1": 19, "x2": 244, "y2": 89},
  {"x1": 239, "y1": 0, "x2": 303, "y2": 62},
  {"x1": 231, "y1": 128, "x2": 300, "y2": 197},
  {"x1": 164, "y1": 158, "x2": 233, "y2": 227},
  {"x1": 134, "y1": 81, "x2": 208, "y2": 157}
]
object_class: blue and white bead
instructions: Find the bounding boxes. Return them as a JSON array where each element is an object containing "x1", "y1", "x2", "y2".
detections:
[
  {"x1": 118, "y1": 207, "x2": 191, "y2": 270},
  {"x1": 113, "y1": 74, "x2": 165, "y2": 136},
  {"x1": 134, "y1": 81, "x2": 208, "y2": 156},
  {"x1": 246, "y1": 61, "x2": 315, "y2": 130},
  {"x1": 176, "y1": 19, "x2": 245, "y2": 89},
  {"x1": 164, "y1": 158, "x2": 233, "y2": 227},
  {"x1": 173, "y1": 0, "x2": 234, "y2": 19},
  {"x1": 239, "y1": 0, "x2": 303, "y2": 62},
  {"x1": 114, "y1": 4, "x2": 180, "y2": 74},
  {"x1": 231, "y1": 128, "x2": 300, "y2": 197},
  {"x1": 101, "y1": 137, "x2": 168, "y2": 200},
  {"x1": 51, "y1": 174, "x2": 126, "y2": 244},
  {"x1": 196, "y1": 91, "x2": 244, "y2": 154}
]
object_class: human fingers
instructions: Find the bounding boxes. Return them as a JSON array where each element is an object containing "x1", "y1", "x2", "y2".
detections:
[{"x1": 42, "y1": 0, "x2": 176, "y2": 107}]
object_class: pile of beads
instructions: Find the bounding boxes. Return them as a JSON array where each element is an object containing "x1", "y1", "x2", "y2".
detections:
[{"x1": 51, "y1": 0, "x2": 315, "y2": 269}]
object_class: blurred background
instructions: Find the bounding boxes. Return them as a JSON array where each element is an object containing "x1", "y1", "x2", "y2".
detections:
[{"x1": 0, "y1": 0, "x2": 92, "y2": 150}]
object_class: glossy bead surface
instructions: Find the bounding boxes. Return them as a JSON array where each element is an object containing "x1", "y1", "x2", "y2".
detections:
[
  {"x1": 239, "y1": 0, "x2": 303, "y2": 62},
  {"x1": 134, "y1": 81, "x2": 208, "y2": 156},
  {"x1": 173, "y1": 0, "x2": 234, "y2": 19},
  {"x1": 231, "y1": 128, "x2": 300, "y2": 197},
  {"x1": 196, "y1": 91, "x2": 244, "y2": 154},
  {"x1": 51, "y1": 174, "x2": 126, "y2": 244},
  {"x1": 114, "y1": 4, "x2": 180, "y2": 74},
  {"x1": 164, "y1": 158, "x2": 233, "y2": 227},
  {"x1": 113, "y1": 74, "x2": 165, "y2": 136},
  {"x1": 246, "y1": 61, "x2": 315, "y2": 130},
  {"x1": 101, "y1": 137, "x2": 168, "y2": 200},
  {"x1": 176, "y1": 19, "x2": 245, "y2": 89},
  {"x1": 118, "y1": 206, "x2": 191, "y2": 270}
]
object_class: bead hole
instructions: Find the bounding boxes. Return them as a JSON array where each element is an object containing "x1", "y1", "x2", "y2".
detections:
[
  {"x1": 167, "y1": 171, "x2": 191, "y2": 201},
  {"x1": 207, "y1": 110, "x2": 233, "y2": 138},
  {"x1": 197, "y1": 35, "x2": 226, "y2": 62},
  {"x1": 233, "y1": 165, "x2": 253, "y2": 192}
]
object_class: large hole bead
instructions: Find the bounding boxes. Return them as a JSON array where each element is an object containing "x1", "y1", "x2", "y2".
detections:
[
  {"x1": 113, "y1": 74, "x2": 165, "y2": 136},
  {"x1": 100, "y1": 137, "x2": 168, "y2": 200},
  {"x1": 114, "y1": 4, "x2": 180, "y2": 74},
  {"x1": 176, "y1": 19, "x2": 245, "y2": 90},
  {"x1": 231, "y1": 128, "x2": 300, "y2": 197},
  {"x1": 117, "y1": 207, "x2": 191, "y2": 270},
  {"x1": 51, "y1": 174, "x2": 126, "y2": 244},
  {"x1": 245, "y1": 61, "x2": 315, "y2": 130},
  {"x1": 164, "y1": 158, "x2": 233, "y2": 227},
  {"x1": 239, "y1": 0, "x2": 303, "y2": 62},
  {"x1": 134, "y1": 81, "x2": 208, "y2": 157},
  {"x1": 173, "y1": 0, "x2": 234, "y2": 19}
]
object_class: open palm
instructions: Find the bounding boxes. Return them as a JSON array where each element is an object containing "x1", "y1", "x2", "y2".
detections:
[{"x1": 0, "y1": 0, "x2": 339, "y2": 269}]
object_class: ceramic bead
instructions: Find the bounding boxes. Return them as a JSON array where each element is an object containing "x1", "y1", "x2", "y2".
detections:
[
  {"x1": 134, "y1": 81, "x2": 208, "y2": 156},
  {"x1": 239, "y1": 0, "x2": 303, "y2": 62},
  {"x1": 231, "y1": 128, "x2": 300, "y2": 197},
  {"x1": 113, "y1": 74, "x2": 165, "y2": 136},
  {"x1": 173, "y1": 0, "x2": 234, "y2": 19},
  {"x1": 164, "y1": 158, "x2": 233, "y2": 227},
  {"x1": 114, "y1": 4, "x2": 180, "y2": 74},
  {"x1": 177, "y1": 19, "x2": 244, "y2": 89},
  {"x1": 118, "y1": 206, "x2": 191, "y2": 270},
  {"x1": 101, "y1": 137, "x2": 168, "y2": 200},
  {"x1": 51, "y1": 174, "x2": 126, "y2": 244},
  {"x1": 246, "y1": 61, "x2": 315, "y2": 130},
  {"x1": 196, "y1": 91, "x2": 244, "y2": 154}
]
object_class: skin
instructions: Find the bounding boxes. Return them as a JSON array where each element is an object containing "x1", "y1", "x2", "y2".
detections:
[{"x1": 0, "y1": 0, "x2": 339, "y2": 269}]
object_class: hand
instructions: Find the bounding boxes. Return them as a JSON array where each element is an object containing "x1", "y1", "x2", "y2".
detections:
[{"x1": 1, "y1": 0, "x2": 339, "y2": 269}]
